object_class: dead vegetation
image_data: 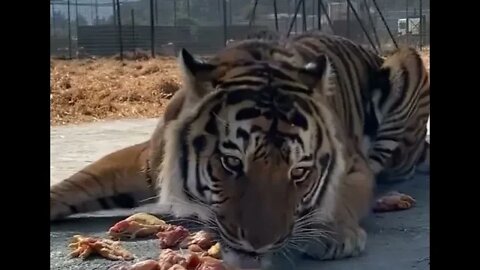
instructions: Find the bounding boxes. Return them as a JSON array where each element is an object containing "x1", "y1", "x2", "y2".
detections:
[
  {"x1": 50, "y1": 48, "x2": 429, "y2": 126},
  {"x1": 50, "y1": 57, "x2": 181, "y2": 125}
]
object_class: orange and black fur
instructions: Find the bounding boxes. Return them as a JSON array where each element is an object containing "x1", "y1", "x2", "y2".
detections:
[{"x1": 51, "y1": 31, "x2": 429, "y2": 266}]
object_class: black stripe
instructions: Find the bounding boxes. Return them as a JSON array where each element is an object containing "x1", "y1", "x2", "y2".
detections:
[
  {"x1": 195, "y1": 152, "x2": 207, "y2": 197},
  {"x1": 69, "y1": 205, "x2": 79, "y2": 214},
  {"x1": 236, "y1": 107, "x2": 261, "y2": 121},
  {"x1": 222, "y1": 141, "x2": 241, "y2": 151},
  {"x1": 389, "y1": 65, "x2": 410, "y2": 111},
  {"x1": 291, "y1": 110, "x2": 309, "y2": 130},
  {"x1": 219, "y1": 80, "x2": 264, "y2": 89},
  {"x1": 110, "y1": 193, "x2": 137, "y2": 208},
  {"x1": 63, "y1": 177, "x2": 94, "y2": 197},
  {"x1": 316, "y1": 152, "x2": 334, "y2": 205},
  {"x1": 97, "y1": 198, "x2": 111, "y2": 209},
  {"x1": 79, "y1": 170, "x2": 106, "y2": 195},
  {"x1": 236, "y1": 128, "x2": 250, "y2": 152},
  {"x1": 226, "y1": 89, "x2": 258, "y2": 105},
  {"x1": 193, "y1": 135, "x2": 207, "y2": 153}
]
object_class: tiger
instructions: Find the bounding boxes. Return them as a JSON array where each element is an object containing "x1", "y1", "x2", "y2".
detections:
[{"x1": 50, "y1": 31, "x2": 430, "y2": 267}]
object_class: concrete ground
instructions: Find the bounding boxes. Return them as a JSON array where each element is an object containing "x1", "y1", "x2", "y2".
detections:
[{"x1": 50, "y1": 118, "x2": 430, "y2": 270}]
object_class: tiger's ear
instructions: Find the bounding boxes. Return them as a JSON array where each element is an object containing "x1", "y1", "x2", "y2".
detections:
[
  {"x1": 178, "y1": 48, "x2": 216, "y2": 100},
  {"x1": 297, "y1": 54, "x2": 334, "y2": 95}
]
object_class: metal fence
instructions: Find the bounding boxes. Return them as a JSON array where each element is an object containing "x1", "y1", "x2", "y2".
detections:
[{"x1": 50, "y1": 0, "x2": 430, "y2": 59}]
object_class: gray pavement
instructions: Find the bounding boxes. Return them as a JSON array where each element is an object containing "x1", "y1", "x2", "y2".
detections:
[{"x1": 50, "y1": 118, "x2": 430, "y2": 270}]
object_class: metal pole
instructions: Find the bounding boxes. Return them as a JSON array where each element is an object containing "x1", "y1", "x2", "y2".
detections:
[
  {"x1": 116, "y1": 0, "x2": 123, "y2": 60},
  {"x1": 363, "y1": 0, "x2": 381, "y2": 50},
  {"x1": 229, "y1": 0, "x2": 233, "y2": 25},
  {"x1": 223, "y1": 0, "x2": 228, "y2": 46},
  {"x1": 248, "y1": 0, "x2": 259, "y2": 28},
  {"x1": 150, "y1": 0, "x2": 155, "y2": 57},
  {"x1": 371, "y1": 0, "x2": 398, "y2": 49},
  {"x1": 287, "y1": 0, "x2": 304, "y2": 37},
  {"x1": 319, "y1": 1, "x2": 334, "y2": 33},
  {"x1": 75, "y1": 0, "x2": 79, "y2": 31},
  {"x1": 52, "y1": 3, "x2": 56, "y2": 37},
  {"x1": 155, "y1": 0, "x2": 159, "y2": 25},
  {"x1": 95, "y1": 0, "x2": 99, "y2": 24},
  {"x1": 346, "y1": 0, "x2": 378, "y2": 53},
  {"x1": 173, "y1": 0, "x2": 177, "y2": 26},
  {"x1": 346, "y1": 1, "x2": 350, "y2": 38},
  {"x1": 187, "y1": 0, "x2": 191, "y2": 18},
  {"x1": 311, "y1": 0, "x2": 315, "y2": 29},
  {"x1": 131, "y1": 9, "x2": 136, "y2": 53},
  {"x1": 294, "y1": 0, "x2": 298, "y2": 33},
  {"x1": 406, "y1": 0, "x2": 409, "y2": 44},
  {"x1": 301, "y1": 0, "x2": 306, "y2": 32},
  {"x1": 317, "y1": 0, "x2": 321, "y2": 30},
  {"x1": 419, "y1": 0, "x2": 423, "y2": 48},
  {"x1": 273, "y1": 0, "x2": 279, "y2": 31},
  {"x1": 91, "y1": 0, "x2": 94, "y2": 24},
  {"x1": 112, "y1": 0, "x2": 116, "y2": 25},
  {"x1": 67, "y1": 0, "x2": 72, "y2": 59}
]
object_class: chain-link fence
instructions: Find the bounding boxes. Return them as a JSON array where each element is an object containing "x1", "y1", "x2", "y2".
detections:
[{"x1": 50, "y1": 0, "x2": 430, "y2": 59}]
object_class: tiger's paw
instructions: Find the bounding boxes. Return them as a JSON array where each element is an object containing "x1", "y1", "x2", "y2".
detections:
[
  {"x1": 373, "y1": 191, "x2": 416, "y2": 213},
  {"x1": 303, "y1": 225, "x2": 367, "y2": 261}
]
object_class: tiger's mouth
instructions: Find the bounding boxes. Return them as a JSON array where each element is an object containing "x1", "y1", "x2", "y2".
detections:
[{"x1": 221, "y1": 244, "x2": 265, "y2": 269}]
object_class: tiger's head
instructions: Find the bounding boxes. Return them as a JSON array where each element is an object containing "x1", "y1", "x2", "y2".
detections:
[{"x1": 157, "y1": 41, "x2": 346, "y2": 266}]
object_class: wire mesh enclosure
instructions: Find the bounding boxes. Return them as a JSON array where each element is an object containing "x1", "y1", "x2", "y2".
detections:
[{"x1": 50, "y1": 0, "x2": 430, "y2": 59}]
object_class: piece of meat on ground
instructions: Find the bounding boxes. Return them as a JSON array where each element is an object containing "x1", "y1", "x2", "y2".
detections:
[
  {"x1": 156, "y1": 226, "x2": 190, "y2": 249},
  {"x1": 373, "y1": 191, "x2": 416, "y2": 213}
]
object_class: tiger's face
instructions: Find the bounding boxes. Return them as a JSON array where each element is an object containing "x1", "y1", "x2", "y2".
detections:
[{"x1": 159, "y1": 45, "x2": 341, "y2": 264}]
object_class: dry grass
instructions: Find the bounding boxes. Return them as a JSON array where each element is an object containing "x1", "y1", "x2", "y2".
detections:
[
  {"x1": 51, "y1": 57, "x2": 181, "y2": 125},
  {"x1": 50, "y1": 48, "x2": 430, "y2": 126}
]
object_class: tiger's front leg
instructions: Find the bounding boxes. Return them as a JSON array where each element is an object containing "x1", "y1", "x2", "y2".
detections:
[{"x1": 302, "y1": 155, "x2": 374, "y2": 260}]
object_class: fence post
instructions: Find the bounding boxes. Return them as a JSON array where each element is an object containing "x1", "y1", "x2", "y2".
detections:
[
  {"x1": 116, "y1": 0, "x2": 123, "y2": 60},
  {"x1": 273, "y1": 0, "x2": 279, "y2": 31},
  {"x1": 346, "y1": 0, "x2": 377, "y2": 53},
  {"x1": 150, "y1": 0, "x2": 155, "y2": 57},
  {"x1": 52, "y1": 3, "x2": 56, "y2": 37},
  {"x1": 363, "y1": 0, "x2": 381, "y2": 50},
  {"x1": 73, "y1": 0, "x2": 79, "y2": 58},
  {"x1": 155, "y1": 0, "x2": 159, "y2": 25},
  {"x1": 317, "y1": 0, "x2": 321, "y2": 30},
  {"x1": 301, "y1": 0, "x2": 306, "y2": 32},
  {"x1": 419, "y1": 0, "x2": 423, "y2": 49},
  {"x1": 294, "y1": 0, "x2": 298, "y2": 33},
  {"x1": 95, "y1": 0, "x2": 99, "y2": 25},
  {"x1": 371, "y1": 0, "x2": 398, "y2": 49},
  {"x1": 173, "y1": 0, "x2": 177, "y2": 26},
  {"x1": 131, "y1": 9, "x2": 136, "y2": 53},
  {"x1": 405, "y1": 0, "x2": 409, "y2": 45},
  {"x1": 67, "y1": 0, "x2": 72, "y2": 59},
  {"x1": 287, "y1": 0, "x2": 304, "y2": 37},
  {"x1": 223, "y1": 0, "x2": 227, "y2": 46},
  {"x1": 248, "y1": 0, "x2": 259, "y2": 28},
  {"x1": 229, "y1": 0, "x2": 232, "y2": 25},
  {"x1": 75, "y1": 0, "x2": 79, "y2": 32},
  {"x1": 112, "y1": 0, "x2": 116, "y2": 26},
  {"x1": 346, "y1": 1, "x2": 350, "y2": 38}
]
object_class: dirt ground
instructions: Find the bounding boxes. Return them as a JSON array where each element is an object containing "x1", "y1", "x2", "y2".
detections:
[{"x1": 50, "y1": 49, "x2": 430, "y2": 126}]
